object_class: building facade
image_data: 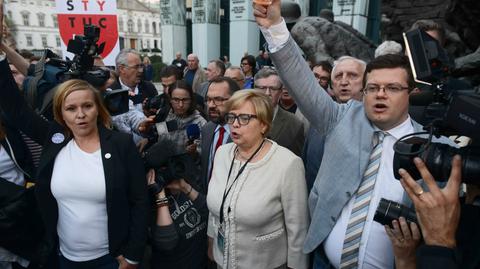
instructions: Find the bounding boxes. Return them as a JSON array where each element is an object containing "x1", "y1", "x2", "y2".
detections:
[{"x1": 4, "y1": 0, "x2": 161, "y2": 57}]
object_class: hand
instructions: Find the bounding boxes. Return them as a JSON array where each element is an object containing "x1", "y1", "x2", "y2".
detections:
[
  {"x1": 165, "y1": 178, "x2": 189, "y2": 193},
  {"x1": 146, "y1": 168, "x2": 156, "y2": 185},
  {"x1": 136, "y1": 138, "x2": 149, "y2": 153},
  {"x1": 138, "y1": 115, "x2": 155, "y2": 134},
  {"x1": 385, "y1": 217, "x2": 421, "y2": 268},
  {"x1": 253, "y1": 0, "x2": 282, "y2": 28},
  {"x1": 207, "y1": 237, "x2": 214, "y2": 261},
  {"x1": 116, "y1": 255, "x2": 137, "y2": 269},
  {"x1": 399, "y1": 156, "x2": 462, "y2": 248},
  {"x1": 185, "y1": 142, "x2": 197, "y2": 155}
]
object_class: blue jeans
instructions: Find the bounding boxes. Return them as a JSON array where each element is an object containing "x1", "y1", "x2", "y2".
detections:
[{"x1": 59, "y1": 254, "x2": 119, "y2": 269}]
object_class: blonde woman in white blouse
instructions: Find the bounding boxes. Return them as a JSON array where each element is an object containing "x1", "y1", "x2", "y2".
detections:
[{"x1": 207, "y1": 90, "x2": 309, "y2": 269}]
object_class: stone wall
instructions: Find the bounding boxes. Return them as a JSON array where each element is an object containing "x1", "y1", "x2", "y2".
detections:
[{"x1": 381, "y1": 0, "x2": 480, "y2": 58}]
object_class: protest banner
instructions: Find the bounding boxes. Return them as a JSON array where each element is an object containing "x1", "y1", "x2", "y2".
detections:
[{"x1": 55, "y1": 0, "x2": 119, "y2": 66}]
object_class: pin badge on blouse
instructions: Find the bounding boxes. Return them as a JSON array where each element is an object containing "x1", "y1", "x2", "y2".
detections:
[
  {"x1": 105, "y1": 153, "x2": 112, "y2": 159},
  {"x1": 51, "y1": 133, "x2": 65, "y2": 144}
]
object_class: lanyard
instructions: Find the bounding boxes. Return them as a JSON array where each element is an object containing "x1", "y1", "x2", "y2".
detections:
[{"x1": 219, "y1": 139, "x2": 265, "y2": 225}]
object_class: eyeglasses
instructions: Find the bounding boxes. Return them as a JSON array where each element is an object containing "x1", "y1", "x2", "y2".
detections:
[
  {"x1": 314, "y1": 74, "x2": 330, "y2": 82},
  {"x1": 225, "y1": 113, "x2": 257, "y2": 126},
  {"x1": 255, "y1": 85, "x2": 282, "y2": 92},
  {"x1": 123, "y1": 64, "x2": 145, "y2": 70},
  {"x1": 205, "y1": 96, "x2": 229, "y2": 106},
  {"x1": 363, "y1": 83, "x2": 410, "y2": 95},
  {"x1": 170, "y1": 97, "x2": 191, "y2": 104}
]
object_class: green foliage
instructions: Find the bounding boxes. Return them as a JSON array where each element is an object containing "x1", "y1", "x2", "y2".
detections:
[{"x1": 152, "y1": 62, "x2": 167, "y2": 82}]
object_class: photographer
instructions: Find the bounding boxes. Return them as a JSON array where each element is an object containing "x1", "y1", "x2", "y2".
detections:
[
  {"x1": 146, "y1": 169, "x2": 208, "y2": 269},
  {"x1": 387, "y1": 155, "x2": 480, "y2": 269}
]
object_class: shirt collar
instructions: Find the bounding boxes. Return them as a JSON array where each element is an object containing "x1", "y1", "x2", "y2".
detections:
[
  {"x1": 215, "y1": 124, "x2": 230, "y2": 134},
  {"x1": 373, "y1": 116, "x2": 414, "y2": 140},
  {"x1": 119, "y1": 78, "x2": 138, "y2": 94}
]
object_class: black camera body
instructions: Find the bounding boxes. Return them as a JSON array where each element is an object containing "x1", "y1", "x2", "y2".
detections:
[{"x1": 393, "y1": 29, "x2": 480, "y2": 185}]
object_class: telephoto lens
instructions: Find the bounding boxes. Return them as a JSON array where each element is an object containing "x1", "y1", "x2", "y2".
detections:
[{"x1": 374, "y1": 198, "x2": 418, "y2": 227}]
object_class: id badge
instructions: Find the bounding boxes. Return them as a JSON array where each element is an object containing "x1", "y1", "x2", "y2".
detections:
[{"x1": 217, "y1": 226, "x2": 225, "y2": 251}]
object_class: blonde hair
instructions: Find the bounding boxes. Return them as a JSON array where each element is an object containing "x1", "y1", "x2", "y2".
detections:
[
  {"x1": 225, "y1": 90, "x2": 273, "y2": 135},
  {"x1": 53, "y1": 79, "x2": 111, "y2": 136}
]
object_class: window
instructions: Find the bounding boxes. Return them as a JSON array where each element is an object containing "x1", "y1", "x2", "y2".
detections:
[
  {"x1": 137, "y1": 19, "x2": 142, "y2": 32},
  {"x1": 154, "y1": 40, "x2": 158, "y2": 49},
  {"x1": 127, "y1": 19, "x2": 133, "y2": 33},
  {"x1": 56, "y1": 36, "x2": 61, "y2": 47},
  {"x1": 41, "y1": 35, "x2": 48, "y2": 47},
  {"x1": 52, "y1": 16, "x2": 58, "y2": 28},
  {"x1": 118, "y1": 17, "x2": 124, "y2": 32},
  {"x1": 146, "y1": 39, "x2": 150, "y2": 49},
  {"x1": 152, "y1": 22, "x2": 156, "y2": 35},
  {"x1": 26, "y1": 34, "x2": 33, "y2": 46},
  {"x1": 145, "y1": 20, "x2": 149, "y2": 33},
  {"x1": 7, "y1": 11, "x2": 12, "y2": 19},
  {"x1": 21, "y1": 12, "x2": 30, "y2": 26},
  {"x1": 37, "y1": 13, "x2": 45, "y2": 27}
]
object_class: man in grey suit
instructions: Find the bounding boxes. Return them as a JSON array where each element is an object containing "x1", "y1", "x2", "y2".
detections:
[
  {"x1": 199, "y1": 76, "x2": 240, "y2": 193},
  {"x1": 253, "y1": 2, "x2": 456, "y2": 268},
  {"x1": 254, "y1": 67, "x2": 305, "y2": 156}
]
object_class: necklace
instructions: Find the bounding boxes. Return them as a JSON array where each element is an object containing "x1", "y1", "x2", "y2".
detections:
[{"x1": 236, "y1": 139, "x2": 266, "y2": 161}]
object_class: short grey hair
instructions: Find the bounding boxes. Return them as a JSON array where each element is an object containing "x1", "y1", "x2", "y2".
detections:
[
  {"x1": 254, "y1": 66, "x2": 283, "y2": 87},
  {"x1": 115, "y1": 48, "x2": 140, "y2": 70},
  {"x1": 375, "y1": 41, "x2": 403, "y2": 58},
  {"x1": 226, "y1": 66, "x2": 245, "y2": 80},
  {"x1": 332, "y1": 56, "x2": 367, "y2": 77}
]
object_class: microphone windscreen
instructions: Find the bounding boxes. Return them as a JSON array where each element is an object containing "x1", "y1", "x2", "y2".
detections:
[
  {"x1": 144, "y1": 139, "x2": 176, "y2": 168},
  {"x1": 186, "y1": 124, "x2": 200, "y2": 140}
]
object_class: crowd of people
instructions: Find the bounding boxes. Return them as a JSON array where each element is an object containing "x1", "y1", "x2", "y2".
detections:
[{"x1": 0, "y1": 0, "x2": 478, "y2": 269}]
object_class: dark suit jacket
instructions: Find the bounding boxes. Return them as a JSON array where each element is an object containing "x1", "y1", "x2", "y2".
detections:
[
  {"x1": 199, "y1": 121, "x2": 232, "y2": 193},
  {"x1": 109, "y1": 78, "x2": 158, "y2": 105},
  {"x1": 0, "y1": 59, "x2": 149, "y2": 262},
  {"x1": 268, "y1": 107, "x2": 305, "y2": 156}
]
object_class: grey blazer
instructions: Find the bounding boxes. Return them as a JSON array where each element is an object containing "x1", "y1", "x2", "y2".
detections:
[
  {"x1": 199, "y1": 121, "x2": 232, "y2": 193},
  {"x1": 268, "y1": 107, "x2": 305, "y2": 156},
  {"x1": 270, "y1": 37, "x2": 456, "y2": 255}
]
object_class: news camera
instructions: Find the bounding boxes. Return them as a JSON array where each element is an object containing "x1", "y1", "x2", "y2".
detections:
[
  {"x1": 392, "y1": 28, "x2": 480, "y2": 185},
  {"x1": 23, "y1": 24, "x2": 128, "y2": 119}
]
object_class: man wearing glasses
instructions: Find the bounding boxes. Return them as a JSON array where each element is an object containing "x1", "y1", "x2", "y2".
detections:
[
  {"x1": 111, "y1": 48, "x2": 158, "y2": 111},
  {"x1": 110, "y1": 49, "x2": 158, "y2": 144},
  {"x1": 253, "y1": 2, "x2": 455, "y2": 268},
  {"x1": 254, "y1": 67, "x2": 305, "y2": 156},
  {"x1": 199, "y1": 77, "x2": 240, "y2": 194}
]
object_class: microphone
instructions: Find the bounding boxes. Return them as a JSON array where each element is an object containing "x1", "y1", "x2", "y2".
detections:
[{"x1": 186, "y1": 124, "x2": 200, "y2": 145}]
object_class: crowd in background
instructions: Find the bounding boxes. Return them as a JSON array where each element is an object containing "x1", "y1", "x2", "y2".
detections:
[{"x1": 0, "y1": 1, "x2": 478, "y2": 269}]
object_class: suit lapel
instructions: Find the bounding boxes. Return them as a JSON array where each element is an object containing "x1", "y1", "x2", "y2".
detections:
[
  {"x1": 98, "y1": 126, "x2": 115, "y2": 205},
  {"x1": 269, "y1": 108, "x2": 287, "y2": 140}
]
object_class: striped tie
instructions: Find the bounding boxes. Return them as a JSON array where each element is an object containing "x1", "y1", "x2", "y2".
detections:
[{"x1": 340, "y1": 131, "x2": 386, "y2": 269}]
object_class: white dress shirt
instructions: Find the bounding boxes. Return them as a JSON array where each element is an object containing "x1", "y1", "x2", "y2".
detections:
[
  {"x1": 323, "y1": 117, "x2": 414, "y2": 269},
  {"x1": 207, "y1": 124, "x2": 231, "y2": 178}
]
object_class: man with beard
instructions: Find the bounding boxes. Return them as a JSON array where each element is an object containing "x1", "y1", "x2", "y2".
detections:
[{"x1": 199, "y1": 77, "x2": 240, "y2": 193}]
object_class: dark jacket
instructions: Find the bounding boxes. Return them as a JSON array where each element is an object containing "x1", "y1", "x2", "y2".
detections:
[
  {"x1": 109, "y1": 78, "x2": 158, "y2": 105},
  {"x1": 0, "y1": 59, "x2": 149, "y2": 263}
]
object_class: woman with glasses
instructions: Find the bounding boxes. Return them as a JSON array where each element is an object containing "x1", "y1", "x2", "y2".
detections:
[
  {"x1": 157, "y1": 80, "x2": 207, "y2": 156},
  {"x1": 240, "y1": 55, "x2": 256, "y2": 89},
  {"x1": 206, "y1": 90, "x2": 309, "y2": 269}
]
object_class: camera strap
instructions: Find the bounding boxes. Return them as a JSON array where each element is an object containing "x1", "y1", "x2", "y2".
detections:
[{"x1": 219, "y1": 139, "x2": 265, "y2": 225}]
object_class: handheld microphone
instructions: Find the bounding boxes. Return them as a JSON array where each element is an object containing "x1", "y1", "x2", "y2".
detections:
[{"x1": 186, "y1": 124, "x2": 200, "y2": 145}]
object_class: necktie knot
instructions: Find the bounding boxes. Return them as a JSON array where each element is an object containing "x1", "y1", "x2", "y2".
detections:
[{"x1": 375, "y1": 131, "x2": 387, "y2": 146}]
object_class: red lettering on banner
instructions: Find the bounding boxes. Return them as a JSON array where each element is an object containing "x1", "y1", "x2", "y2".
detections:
[
  {"x1": 97, "y1": 0, "x2": 105, "y2": 11},
  {"x1": 82, "y1": 0, "x2": 89, "y2": 11},
  {"x1": 58, "y1": 14, "x2": 118, "y2": 58}
]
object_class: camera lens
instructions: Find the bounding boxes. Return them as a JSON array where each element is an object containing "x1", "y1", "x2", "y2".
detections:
[{"x1": 374, "y1": 198, "x2": 417, "y2": 227}]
